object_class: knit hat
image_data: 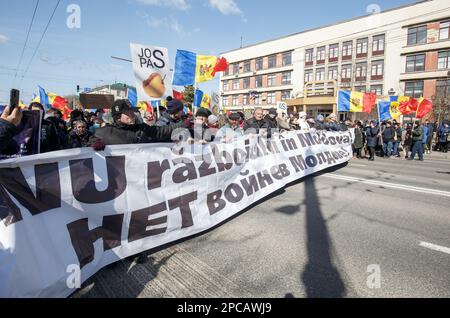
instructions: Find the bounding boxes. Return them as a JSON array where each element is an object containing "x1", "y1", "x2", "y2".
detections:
[
  {"x1": 166, "y1": 99, "x2": 183, "y2": 114},
  {"x1": 299, "y1": 111, "x2": 307, "y2": 118},
  {"x1": 317, "y1": 114, "x2": 324, "y2": 121},
  {"x1": 269, "y1": 108, "x2": 277, "y2": 116},
  {"x1": 229, "y1": 113, "x2": 241, "y2": 121},
  {"x1": 208, "y1": 114, "x2": 218, "y2": 124},
  {"x1": 196, "y1": 107, "x2": 210, "y2": 118}
]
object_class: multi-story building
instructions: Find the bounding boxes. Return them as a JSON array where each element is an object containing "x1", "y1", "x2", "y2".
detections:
[{"x1": 220, "y1": 0, "x2": 450, "y2": 120}]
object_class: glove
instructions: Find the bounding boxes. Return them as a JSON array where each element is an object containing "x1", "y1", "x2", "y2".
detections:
[{"x1": 91, "y1": 140, "x2": 106, "y2": 151}]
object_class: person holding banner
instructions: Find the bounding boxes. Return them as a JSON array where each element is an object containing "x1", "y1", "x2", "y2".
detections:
[
  {"x1": 0, "y1": 106, "x2": 22, "y2": 153},
  {"x1": 89, "y1": 99, "x2": 189, "y2": 150}
]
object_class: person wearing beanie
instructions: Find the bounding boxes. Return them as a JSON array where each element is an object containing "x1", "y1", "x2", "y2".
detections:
[
  {"x1": 264, "y1": 108, "x2": 278, "y2": 130},
  {"x1": 156, "y1": 98, "x2": 184, "y2": 127},
  {"x1": 315, "y1": 114, "x2": 326, "y2": 130},
  {"x1": 216, "y1": 112, "x2": 244, "y2": 142},
  {"x1": 190, "y1": 107, "x2": 213, "y2": 143},
  {"x1": 89, "y1": 99, "x2": 189, "y2": 148}
]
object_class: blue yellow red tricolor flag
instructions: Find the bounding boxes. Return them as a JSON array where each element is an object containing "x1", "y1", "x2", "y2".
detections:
[
  {"x1": 172, "y1": 50, "x2": 228, "y2": 86},
  {"x1": 34, "y1": 86, "x2": 71, "y2": 120},
  {"x1": 193, "y1": 89, "x2": 211, "y2": 108},
  {"x1": 337, "y1": 90, "x2": 376, "y2": 113}
]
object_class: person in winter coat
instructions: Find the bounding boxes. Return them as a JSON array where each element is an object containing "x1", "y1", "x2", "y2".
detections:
[
  {"x1": 381, "y1": 121, "x2": 395, "y2": 158},
  {"x1": 68, "y1": 120, "x2": 91, "y2": 148},
  {"x1": 264, "y1": 108, "x2": 278, "y2": 130},
  {"x1": 156, "y1": 98, "x2": 185, "y2": 128},
  {"x1": 315, "y1": 114, "x2": 326, "y2": 130},
  {"x1": 0, "y1": 106, "x2": 22, "y2": 155},
  {"x1": 325, "y1": 113, "x2": 341, "y2": 131},
  {"x1": 243, "y1": 107, "x2": 268, "y2": 134},
  {"x1": 29, "y1": 102, "x2": 62, "y2": 153},
  {"x1": 438, "y1": 120, "x2": 449, "y2": 153},
  {"x1": 401, "y1": 123, "x2": 413, "y2": 159},
  {"x1": 422, "y1": 123, "x2": 429, "y2": 154},
  {"x1": 392, "y1": 123, "x2": 402, "y2": 157},
  {"x1": 365, "y1": 121, "x2": 379, "y2": 161},
  {"x1": 408, "y1": 120, "x2": 424, "y2": 161},
  {"x1": 353, "y1": 122, "x2": 364, "y2": 159},
  {"x1": 297, "y1": 112, "x2": 310, "y2": 131},
  {"x1": 216, "y1": 112, "x2": 244, "y2": 142},
  {"x1": 89, "y1": 99, "x2": 188, "y2": 149}
]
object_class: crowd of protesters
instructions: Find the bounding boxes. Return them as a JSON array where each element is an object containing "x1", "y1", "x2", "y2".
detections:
[{"x1": 1, "y1": 97, "x2": 449, "y2": 161}]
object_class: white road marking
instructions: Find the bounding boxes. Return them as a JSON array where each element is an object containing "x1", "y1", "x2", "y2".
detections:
[
  {"x1": 350, "y1": 164, "x2": 367, "y2": 167},
  {"x1": 324, "y1": 174, "x2": 450, "y2": 197},
  {"x1": 419, "y1": 242, "x2": 450, "y2": 255}
]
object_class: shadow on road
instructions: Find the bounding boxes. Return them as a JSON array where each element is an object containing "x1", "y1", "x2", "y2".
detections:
[
  {"x1": 73, "y1": 251, "x2": 176, "y2": 298},
  {"x1": 300, "y1": 177, "x2": 346, "y2": 298}
]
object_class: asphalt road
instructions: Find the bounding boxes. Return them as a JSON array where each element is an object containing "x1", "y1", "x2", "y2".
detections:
[{"x1": 73, "y1": 152, "x2": 450, "y2": 298}]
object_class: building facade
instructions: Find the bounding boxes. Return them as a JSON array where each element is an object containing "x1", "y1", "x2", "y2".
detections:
[{"x1": 220, "y1": 0, "x2": 450, "y2": 119}]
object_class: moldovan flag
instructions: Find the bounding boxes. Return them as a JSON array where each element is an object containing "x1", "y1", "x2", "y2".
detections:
[
  {"x1": 137, "y1": 101, "x2": 153, "y2": 114},
  {"x1": 172, "y1": 50, "x2": 228, "y2": 85},
  {"x1": 387, "y1": 96, "x2": 402, "y2": 120},
  {"x1": 337, "y1": 90, "x2": 377, "y2": 113},
  {"x1": 398, "y1": 96, "x2": 418, "y2": 115},
  {"x1": 35, "y1": 86, "x2": 71, "y2": 120},
  {"x1": 416, "y1": 98, "x2": 433, "y2": 119},
  {"x1": 194, "y1": 89, "x2": 211, "y2": 108}
]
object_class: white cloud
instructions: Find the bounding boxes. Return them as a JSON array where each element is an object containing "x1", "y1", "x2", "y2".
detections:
[
  {"x1": 137, "y1": 12, "x2": 186, "y2": 35},
  {"x1": 135, "y1": 0, "x2": 190, "y2": 11},
  {"x1": 0, "y1": 34, "x2": 8, "y2": 44},
  {"x1": 209, "y1": 0, "x2": 243, "y2": 16}
]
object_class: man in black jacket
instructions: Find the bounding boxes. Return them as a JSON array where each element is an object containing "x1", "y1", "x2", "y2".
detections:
[
  {"x1": 382, "y1": 121, "x2": 395, "y2": 158},
  {"x1": 243, "y1": 107, "x2": 268, "y2": 134},
  {"x1": 0, "y1": 106, "x2": 22, "y2": 154},
  {"x1": 89, "y1": 99, "x2": 188, "y2": 149}
]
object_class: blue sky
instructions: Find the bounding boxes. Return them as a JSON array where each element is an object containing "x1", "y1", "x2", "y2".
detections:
[{"x1": 0, "y1": 0, "x2": 415, "y2": 104}]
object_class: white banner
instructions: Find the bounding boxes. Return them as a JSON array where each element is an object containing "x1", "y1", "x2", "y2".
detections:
[
  {"x1": 130, "y1": 43, "x2": 172, "y2": 101},
  {"x1": 0, "y1": 130, "x2": 353, "y2": 297}
]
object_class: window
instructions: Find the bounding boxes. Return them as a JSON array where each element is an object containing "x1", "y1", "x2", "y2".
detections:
[
  {"x1": 224, "y1": 66, "x2": 229, "y2": 76},
  {"x1": 406, "y1": 54, "x2": 425, "y2": 72},
  {"x1": 371, "y1": 60, "x2": 384, "y2": 78},
  {"x1": 355, "y1": 62, "x2": 367, "y2": 79},
  {"x1": 267, "y1": 74, "x2": 276, "y2": 86},
  {"x1": 355, "y1": 86, "x2": 367, "y2": 92},
  {"x1": 405, "y1": 81, "x2": 424, "y2": 98},
  {"x1": 356, "y1": 38, "x2": 368, "y2": 55},
  {"x1": 341, "y1": 64, "x2": 352, "y2": 80},
  {"x1": 244, "y1": 60, "x2": 251, "y2": 72},
  {"x1": 328, "y1": 66, "x2": 338, "y2": 80},
  {"x1": 317, "y1": 46, "x2": 326, "y2": 63},
  {"x1": 267, "y1": 92, "x2": 276, "y2": 104},
  {"x1": 329, "y1": 44, "x2": 339, "y2": 60},
  {"x1": 243, "y1": 77, "x2": 250, "y2": 89},
  {"x1": 372, "y1": 34, "x2": 385, "y2": 53},
  {"x1": 281, "y1": 90, "x2": 291, "y2": 101},
  {"x1": 223, "y1": 81, "x2": 229, "y2": 91},
  {"x1": 242, "y1": 94, "x2": 249, "y2": 105},
  {"x1": 407, "y1": 26, "x2": 427, "y2": 45},
  {"x1": 222, "y1": 97, "x2": 229, "y2": 106},
  {"x1": 342, "y1": 41, "x2": 353, "y2": 59},
  {"x1": 438, "y1": 51, "x2": 450, "y2": 69},
  {"x1": 436, "y1": 79, "x2": 450, "y2": 97},
  {"x1": 439, "y1": 21, "x2": 450, "y2": 40},
  {"x1": 233, "y1": 63, "x2": 239, "y2": 75},
  {"x1": 282, "y1": 72, "x2": 291, "y2": 85},
  {"x1": 232, "y1": 79, "x2": 239, "y2": 90},
  {"x1": 305, "y1": 49, "x2": 313, "y2": 65},
  {"x1": 256, "y1": 58, "x2": 263, "y2": 71},
  {"x1": 370, "y1": 85, "x2": 383, "y2": 95},
  {"x1": 268, "y1": 55, "x2": 276, "y2": 68},
  {"x1": 255, "y1": 75, "x2": 263, "y2": 88},
  {"x1": 253, "y1": 94, "x2": 260, "y2": 105},
  {"x1": 232, "y1": 95, "x2": 239, "y2": 106},
  {"x1": 316, "y1": 68, "x2": 325, "y2": 81},
  {"x1": 305, "y1": 69, "x2": 313, "y2": 83},
  {"x1": 282, "y1": 52, "x2": 292, "y2": 66}
]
